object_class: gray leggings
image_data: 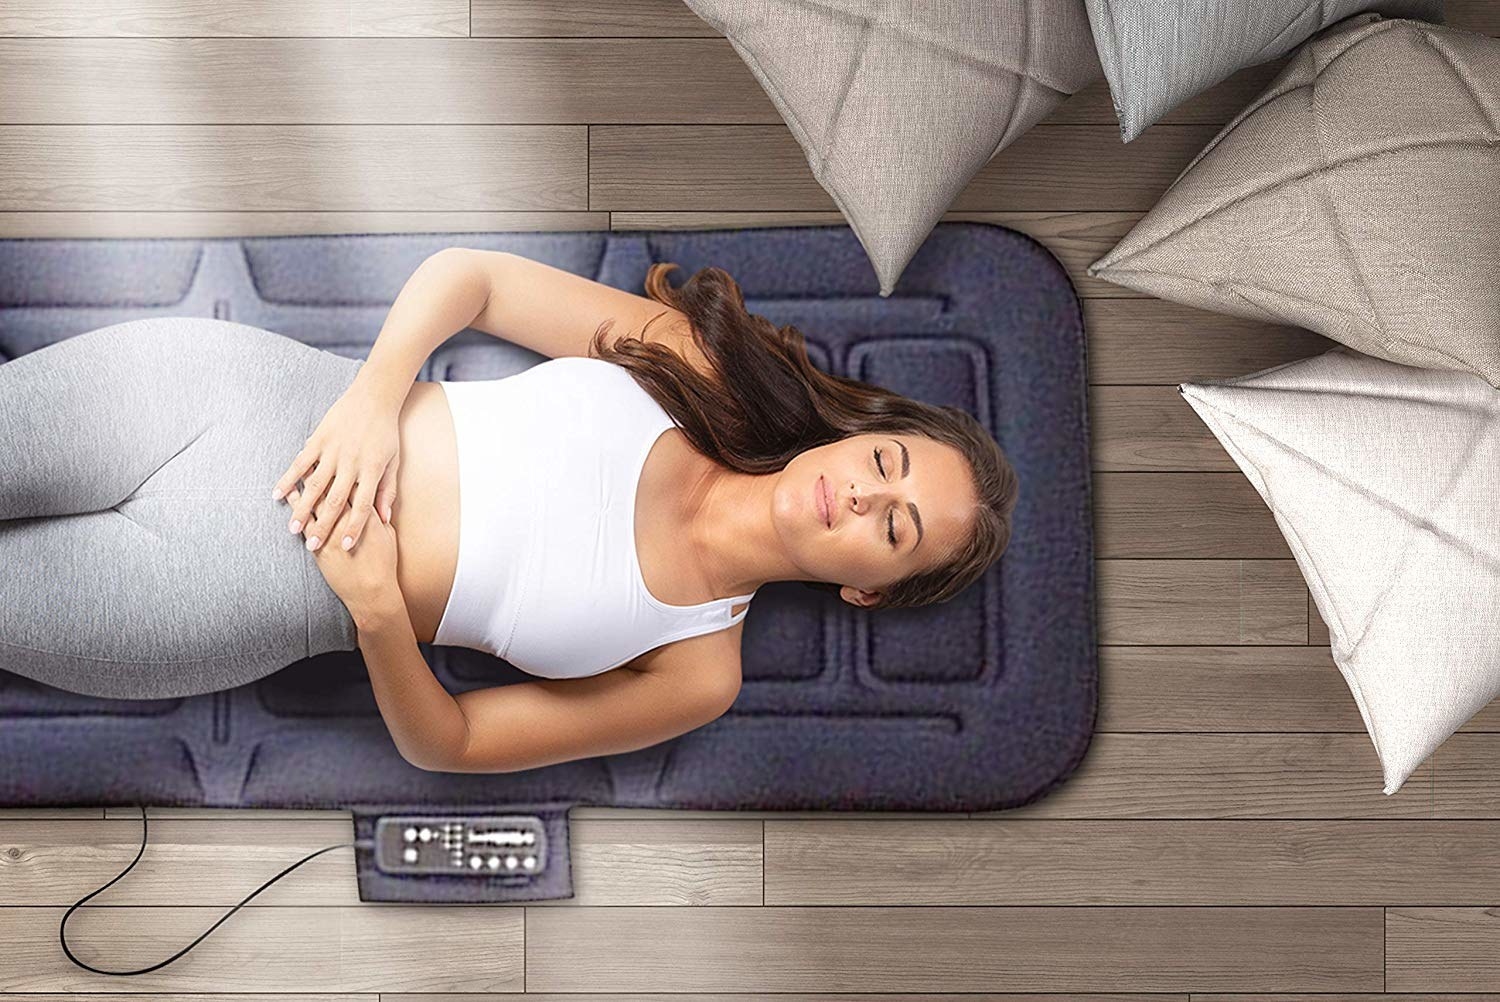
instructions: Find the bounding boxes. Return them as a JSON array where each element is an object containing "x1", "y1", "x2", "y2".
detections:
[{"x1": 0, "y1": 317, "x2": 366, "y2": 700}]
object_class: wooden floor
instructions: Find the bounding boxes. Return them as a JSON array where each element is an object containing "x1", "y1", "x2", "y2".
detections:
[{"x1": 2, "y1": 0, "x2": 1499, "y2": 995}]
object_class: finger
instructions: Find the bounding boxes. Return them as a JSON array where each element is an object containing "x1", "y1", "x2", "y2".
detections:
[
  {"x1": 287, "y1": 458, "x2": 333, "y2": 534},
  {"x1": 375, "y1": 455, "x2": 399, "y2": 524},
  {"x1": 340, "y1": 475, "x2": 381, "y2": 551},
  {"x1": 271, "y1": 441, "x2": 319, "y2": 502},
  {"x1": 305, "y1": 465, "x2": 358, "y2": 551}
]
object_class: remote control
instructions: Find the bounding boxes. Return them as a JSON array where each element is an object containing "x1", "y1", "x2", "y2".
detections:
[{"x1": 371, "y1": 814, "x2": 548, "y2": 878}]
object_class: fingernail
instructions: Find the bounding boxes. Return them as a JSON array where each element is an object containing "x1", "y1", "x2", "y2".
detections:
[
  {"x1": 306, "y1": 536, "x2": 319, "y2": 551},
  {"x1": 288, "y1": 519, "x2": 302, "y2": 533},
  {"x1": 271, "y1": 486, "x2": 284, "y2": 501},
  {"x1": 342, "y1": 535, "x2": 354, "y2": 551}
]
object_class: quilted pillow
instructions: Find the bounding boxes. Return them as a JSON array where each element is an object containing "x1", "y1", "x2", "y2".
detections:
[
  {"x1": 1180, "y1": 345, "x2": 1500, "y2": 795},
  {"x1": 1088, "y1": 15, "x2": 1500, "y2": 383},
  {"x1": 680, "y1": 0, "x2": 1102, "y2": 296},
  {"x1": 1085, "y1": 0, "x2": 1444, "y2": 142}
]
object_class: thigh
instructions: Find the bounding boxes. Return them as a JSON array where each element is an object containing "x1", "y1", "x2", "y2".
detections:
[
  {"x1": 0, "y1": 494, "x2": 312, "y2": 699},
  {"x1": 0, "y1": 316, "x2": 363, "y2": 518}
]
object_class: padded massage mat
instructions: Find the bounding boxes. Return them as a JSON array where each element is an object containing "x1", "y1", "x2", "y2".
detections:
[{"x1": 0, "y1": 223, "x2": 1095, "y2": 903}]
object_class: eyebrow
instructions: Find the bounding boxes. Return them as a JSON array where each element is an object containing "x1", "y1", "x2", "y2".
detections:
[{"x1": 895, "y1": 438, "x2": 923, "y2": 551}]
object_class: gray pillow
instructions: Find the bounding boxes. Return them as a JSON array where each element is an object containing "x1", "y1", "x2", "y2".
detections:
[
  {"x1": 1088, "y1": 15, "x2": 1500, "y2": 384},
  {"x1": 680, "y1": 0, "x2": 1102, "y2": 296},
  {"x1": 1180, "y1": 345, "x2": 1500, "y2": 795},
  {"x1": 1086, "y1": 0, "x2": 1445, "y2": 142}
]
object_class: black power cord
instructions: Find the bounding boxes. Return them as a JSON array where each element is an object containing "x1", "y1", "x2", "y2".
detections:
[{"x1": 60, "y1": 802, "x2": 374, "y2": 976}]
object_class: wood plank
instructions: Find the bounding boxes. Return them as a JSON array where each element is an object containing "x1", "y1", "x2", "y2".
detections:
[
  {"x1": 1099, "y1": 646, "x2": 1500, "y2": 733},
  {"x1": 0, "y1": 905, "x2": 521, "y2": 990},
  {"x1": 1094, "y1": 473, "x2": 1288, "y2": 559},
  {"x1": 0, "y1": 39, "x2": 1308, "y2": 132},
  {"x1": 765, "y1": 819, "x2": 1500, "y2": 905},
  {"x1": 0, "y1": 125, "x2": 587, "y2": 212},
  {"x1": 475, "y1": 0, "x2": 716, "y2": 37},
  {"x1": 1098, "y1": 559, "x2": 1307, "y2": 645},
  {"x1": 1086, "y1": 299, "x2": 1334, "y2": 384},
  {"x1": 0, "y1": 210, "x2": 606, "y2": 239},
  {"x1": 0, "y1": 816, "x2": 763, "y2": 907},
  {"x1": 1312, "y1": 593, "x2": 1332, "y2": 645},
  {"x1": 1449, "y1": 0, "x2": 1500, "y2": 35},
  {"x1": 1091, "y1": 385, "x2": 1237, "y2": 471},
  {"x1": 1429, "y1": 735, "x2": 1500, "y2": 817},
  {"x1": 0, "y1": 0, "x2": 465, "y2": 36},
  {"x1": 1100, "y1": 645, "x2": 1344, "y2": 730},
  {"x1": 524, "y1": 904, "x2": 1381, "y2": 993},
  {"x1": 589, "y1": 124, "x2": 1222, "y2": 212},
  {"x1": 1386, "y1": 908, "x2": 1500, "y2": 992},
  {"x1": 986, "y1": 734, "x2": 1433, "y2": 819},
  {"x1": 0, "y1": 39, "x2": 773, "y2": 124}
]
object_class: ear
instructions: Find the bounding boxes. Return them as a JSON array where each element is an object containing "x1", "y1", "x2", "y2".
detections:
[{"x1": 839, "y1": 585, "x2": 883, "y2": 607}]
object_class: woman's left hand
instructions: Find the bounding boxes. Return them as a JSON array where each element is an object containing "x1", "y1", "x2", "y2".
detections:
[{"x1": 285, "y1": 486, "x2": 400, "y2": 618}]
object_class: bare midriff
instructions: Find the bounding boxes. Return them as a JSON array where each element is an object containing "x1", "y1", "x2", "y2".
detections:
[{"x1": 387, "y1": 381, "x2": 461, "y2": 645}]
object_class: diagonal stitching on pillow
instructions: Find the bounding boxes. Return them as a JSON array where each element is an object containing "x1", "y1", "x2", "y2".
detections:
[
  {"x1": 1092, "y1": 138, "x2": 1495, "y2": 277},
  {"x1": 1305, "y1": 47, "x2": 1388, "y2": 346},
  {"x1": 1143, "y1": 12, "x2": 1393, "y2": 183},
  {"x1": 1095, "y1": 19, "x2": 1444, "y2": 271},
  {"x1": 990, "y1": 0, "x2": 1032, "y2": 154},
  {"x1": 814, "y1": 12, "x2": 875, "y2": 178},
  {"x1": 1094, "y1": 265, "x2": 1379, "y2": 333},
  {"x1": 1420, "y1": 29, "x2": 1500, "y2": 140},
  {"x1": 1338, "y1": 416, "x2": 1496, "y2": 660},
  {"x1": 1204, "y1": 402, "x2": 1500, "y2": 654},
  {"x1": 1249, "y1": 1, "x2": 1322, "y2": 64},
  {"x1": 775, "y1": 0, "x2": 1077, "y2": 90},
  {"x1": 714, "y1": 0, "x2": 1077, "y2": 186}
]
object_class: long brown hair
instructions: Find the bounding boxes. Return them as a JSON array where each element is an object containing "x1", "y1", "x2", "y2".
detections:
[{"x1": 589, "y1": 262, "x2": 1020, "y2": 609}]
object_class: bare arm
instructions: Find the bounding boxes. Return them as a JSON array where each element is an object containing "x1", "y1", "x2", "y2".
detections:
[
  {"x1": 351, "y1": 248, "x2": 493, "y2": 410},
  {"x1": 350, "y1": 581, "x2": 740, "y2": 774},
  {"x1": 350, "y1": 592, "x2": 470, "y2": 770},
  {"x1": 432, "y1": 659, "x2": 740, "y2": 774}
]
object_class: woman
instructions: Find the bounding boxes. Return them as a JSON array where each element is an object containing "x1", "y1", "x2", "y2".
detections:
[{"x1": 0, "y1": 248, "x2": 1019, "y2": 773}]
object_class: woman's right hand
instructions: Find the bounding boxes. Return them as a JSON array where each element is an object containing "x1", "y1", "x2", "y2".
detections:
[{"x1": 271, "y1": 385, "x2": 403, "y2": 553}]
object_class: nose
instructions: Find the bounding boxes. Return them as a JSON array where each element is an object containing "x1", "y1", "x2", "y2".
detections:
[{"x1": 849, "y1": 480, "x2": 897, "y2": 513}]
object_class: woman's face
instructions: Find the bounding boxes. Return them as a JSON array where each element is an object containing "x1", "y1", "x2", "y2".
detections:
[{"x1": 772, "y1": 432, "x2": 975, "y2": 605}]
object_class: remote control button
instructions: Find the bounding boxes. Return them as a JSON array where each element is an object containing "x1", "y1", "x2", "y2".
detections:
[
  {"x1": 419, "y1": 827, "x2": 432, "y2": 841},
  {"x1": 468, "y1": 854, "x2": 484, "y2": 869},
  {"x1": 403, "y1": 827, "x2": 418, "y2": 842},
  {"x1": 403, "y1": 847, "x2": 419, "y2": 863},
  {"x1": 487, "y1": 855, "x2": 501, "y2": 869},
  {"x1": 522, "y1": 856, "x2": 537, "y2": 870}
]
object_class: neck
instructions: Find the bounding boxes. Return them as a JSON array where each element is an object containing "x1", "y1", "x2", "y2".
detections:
[{"x1": 676, "y1": 452, "x2": 801, "y2": 601}]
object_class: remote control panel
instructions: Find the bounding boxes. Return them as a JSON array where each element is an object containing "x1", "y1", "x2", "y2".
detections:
[{"x1": 371, "y1": 814, "x2": 548, "y2": 879}]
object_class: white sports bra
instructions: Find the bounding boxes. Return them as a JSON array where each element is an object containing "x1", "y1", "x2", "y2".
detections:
[{"x1": 432, "y1": 356, "x2": 756, "y2": 678}]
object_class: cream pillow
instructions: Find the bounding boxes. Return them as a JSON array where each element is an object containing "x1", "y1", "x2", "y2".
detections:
[
  {"x1": 681, "y1": 0, "x2": 1102, "y2": 296},
  {"x1": 1180, "y1": 345, "x2": 1500, "y2": 794},
  {"x1": 1089, "y1": 15, "x2": 1500, "y2": 384}
]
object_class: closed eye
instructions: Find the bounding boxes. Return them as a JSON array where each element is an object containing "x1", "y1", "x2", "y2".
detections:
[{"x1": 875, "y1": 447, "x2": 897, "y2": 547}]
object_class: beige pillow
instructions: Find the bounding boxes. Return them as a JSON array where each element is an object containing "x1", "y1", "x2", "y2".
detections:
[
  {"x1": 681, "y1": 0, "x2": 1102, "y2": 297},
  {"x1": 1089, "y1": 15, "x2": 1500, "y2": 384},
  {"x1": 1180, "y1": 345, "x2": 1500, "y2": 795},
  {"x1": 1084, "y1": 0, "x2": 1444, "y2": 142}
]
